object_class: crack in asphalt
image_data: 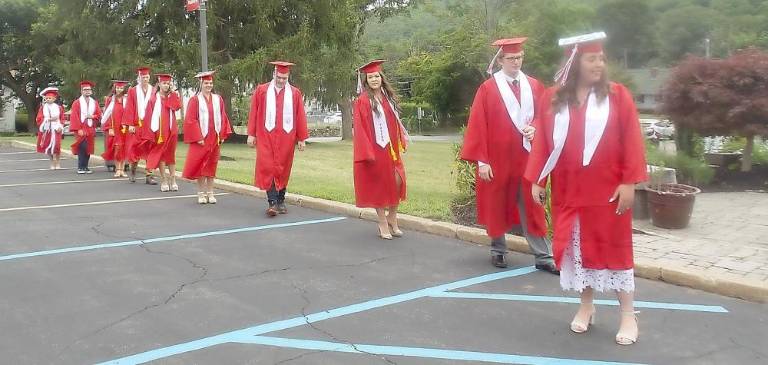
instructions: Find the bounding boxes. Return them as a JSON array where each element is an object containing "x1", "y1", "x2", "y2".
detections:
[
  {"x1": 291, "y1": 282, "x2": 398, "y2": 365},
  {"x1": 55, "y1": 242, "x2": 208, "y2": 361}
]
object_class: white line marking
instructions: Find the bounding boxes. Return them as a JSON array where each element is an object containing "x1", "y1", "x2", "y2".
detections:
[
  {"x1": 0, "y1": 166, "x2": 105, "y2": 173},
  {"x1": 0, "y1": 178, "x2": 125, "y2": 188},
  {"x1": 0, "y1": 158, "x2": 68, "y2": 162},
  {"x1": 0, "y1": 151, "x2": 36, "y2": 155},
  {"x1": 0, "y1": 193, "x2": 230, "y2": 212}
]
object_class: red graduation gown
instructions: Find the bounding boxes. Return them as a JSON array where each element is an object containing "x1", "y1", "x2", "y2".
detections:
[
  {"x1": 101, "y1": 95, "x2": 128, "y2": 161},
  {"x1": 524, "y1": 83, "x2": 647, "y2": 270},
  {"x1": 460, "y1": 76, "x2": 547, "y2": 238},
  {"x1": 122, "y1": 85, "x2": 154, "y2": 163},
  {"x1": 182, "y1": 94, "x2": 233, "y2": 179},
  {"x1": 36, "y1": 104, "x2": 65, "y2": 155},
  {"x1": 141, "y1": 91, "x2": 181, "y2": 170},
  {"x1": 352, "y1": 92, "x2": 407, "y2": 208},
  {"x1": 246, "y1": 83, "x2": 309, "y2": 190},
  {"x1": 69, "y1": 97, "x2": 102, "y2": 155}
]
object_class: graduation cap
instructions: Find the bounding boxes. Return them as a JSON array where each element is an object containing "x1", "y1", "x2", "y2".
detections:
[
  {"x1": 487, "y1": 37, "x2": 528, "y2": 75},
  {"x1": 79, "y1": 80, "x2": 95, "y2": 89},
  {"x1": 356, "y1": 59, "x2": 386, "y2": 94},
  {"x1": 112, "y1": 80, "x2": 129, "y2": 88},
  {"x1": 554, "y1": 31, "x2": 607, "y2": 85},
  {"x1": 136, "y1": 67, "x2": 151, "y2": 76},
  {"x1": 156, "y1": 73, "x2": 173, "y2": 82},
  {"x1": 194, "y1": 70, "x2": 216, "y2": 81},
  {"x1": 40, "y1": 87, "x2": 59, "y2": 98},
  {"x1": 269, "y1": 61, "x2": 295, "y2": 74}
]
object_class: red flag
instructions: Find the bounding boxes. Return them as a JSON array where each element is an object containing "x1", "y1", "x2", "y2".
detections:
[{"x1": 185, "y1": 0, "x2": 200, "y2": 12}]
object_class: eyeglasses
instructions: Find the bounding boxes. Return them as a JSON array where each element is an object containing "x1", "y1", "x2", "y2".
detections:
[
  {"x1": 82, "y1": 88, "x2": 92, "y2": 91},
  {"x1": 503, "y1": 55, "x2": 524, "y2": 61}
]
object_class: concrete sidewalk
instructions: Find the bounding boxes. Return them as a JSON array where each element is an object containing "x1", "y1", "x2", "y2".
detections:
[{"x1": 633, "y1": 191, "x2": 768, "y2": 290}]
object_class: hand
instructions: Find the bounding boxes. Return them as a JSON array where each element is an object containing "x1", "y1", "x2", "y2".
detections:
[
  {"x1": 108, "y1": 129, "x2": 115, "y2": 136},
  {"x1": 532, "y1": 184, "x2": 547, "y2": 206},
  {"x1": 128, "y1": 126, "x2": 136, "y2": 134},
  {"x1": 197, "y1": 140, "x2": 205, "y2": 145},
  {"x1": 247, "y1": 135, "x2": 256, "y2": 147},
  {"x1": 610, "y1": 183, "x2": 635, "y2": 215},
  {"x1": 77, "y1": 130, "x2": 85, "y2": 137},
  {"x1": 297, "y1": 140, "x2": 306, "y2": 151},
  {"x1": 523, "y1": 125, "x2": 535, "y2": 141},
  {"x1": 478, "y1": 164, "x2": 493, "y2": 182}
]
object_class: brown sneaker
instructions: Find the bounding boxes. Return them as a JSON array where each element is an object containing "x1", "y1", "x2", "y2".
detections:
[{"x1": 266, "y1": 205, "x2": 278, "y2": 217}]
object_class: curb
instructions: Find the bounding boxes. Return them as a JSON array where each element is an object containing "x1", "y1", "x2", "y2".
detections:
[{"x1": 4, "y1": 139, "x2": 767, "y2": 303}]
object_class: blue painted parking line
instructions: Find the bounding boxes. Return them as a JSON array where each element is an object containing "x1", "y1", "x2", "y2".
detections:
[
  {"x1": 96, "y1": 267, "x2": 538, "y2": 364},
  {"x1": 236, "y1": 336, "x2": 648, "y2": 365},
  {"x1": 0, "y1": 216, "x2": 346, "y2": 263},
  {"x1": 430, "y1": 292, "x2": 729, "y2": 313}
]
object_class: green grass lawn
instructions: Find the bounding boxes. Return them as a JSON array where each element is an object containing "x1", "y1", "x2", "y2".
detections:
[{"x1": 2, "y1": 135, "x2": 458, "y2": 220}]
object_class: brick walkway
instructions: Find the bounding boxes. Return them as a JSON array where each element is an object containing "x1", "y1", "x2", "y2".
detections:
[{"x1": 633, "y1": 192, "x2": 768, "y2": 284}]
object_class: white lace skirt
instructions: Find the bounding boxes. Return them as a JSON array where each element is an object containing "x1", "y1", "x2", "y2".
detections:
[{"x1": 560, "y1": 218, "x2": 635, "y2": 293}]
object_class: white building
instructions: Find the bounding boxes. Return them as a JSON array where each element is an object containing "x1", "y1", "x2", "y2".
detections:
[{"x1": 0, "y1": 86, "x2": 18, "y2": 133}]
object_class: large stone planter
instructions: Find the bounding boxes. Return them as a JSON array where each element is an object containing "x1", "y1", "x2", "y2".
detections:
[{"x1": 704, "y1": 152, "x2": 741, "y2": 167}]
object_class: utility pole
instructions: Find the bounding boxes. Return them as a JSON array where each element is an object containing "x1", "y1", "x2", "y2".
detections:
[{"x1": 199, "y1": 0, "x2": 209, "y2": 71}]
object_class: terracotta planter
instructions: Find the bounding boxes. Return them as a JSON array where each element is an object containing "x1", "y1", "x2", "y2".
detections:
[{"x1": 646, "y1": 183, "x2": 701, "y2": 229}]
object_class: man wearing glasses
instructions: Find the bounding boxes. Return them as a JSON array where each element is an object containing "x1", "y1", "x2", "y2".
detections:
[
  {"x1": 69, "y1": 80, "x2": 102, "y2": 174},
  {"x1": 461, "y1": 38, "x2": 557, "y2": 274}
]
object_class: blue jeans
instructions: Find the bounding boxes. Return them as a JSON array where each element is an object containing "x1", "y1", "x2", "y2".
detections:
[{"x1": 77, "y1": 138, "x2": 91, "y2": 170}]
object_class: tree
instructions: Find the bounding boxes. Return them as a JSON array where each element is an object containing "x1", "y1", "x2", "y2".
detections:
[
  {"x1": 661, "y1": 49, "x2": 768, "y2": 171},
  {"x1": 595, "y1": 0, "x2": 657, "y2": 68},
  {"x1": 0, "y1": 0, "x2": 59, "y2": 132}
]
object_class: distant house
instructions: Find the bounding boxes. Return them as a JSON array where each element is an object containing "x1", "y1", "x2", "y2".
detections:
[
  {"x1": 0, "y1": 85, "x2": 18, "y2": 132},
  {"x1": 625, "y1": 68, "x2": 670, "y2": 113}
]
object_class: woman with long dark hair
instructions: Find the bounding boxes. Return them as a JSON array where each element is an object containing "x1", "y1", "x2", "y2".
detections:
[
  {"x1": 524, "y1": 32, "x2": 647, "y2": 345},
  {"x1": 102, "y1": 80, "x2": 129, "y2": 177},
  {"x1": 352, "y1": 60, "x2": 410, "y2": 240}
]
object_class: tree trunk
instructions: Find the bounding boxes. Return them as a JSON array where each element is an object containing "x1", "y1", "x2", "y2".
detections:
[
  {"x1": 741, "y1": 134, "x2": 754, "y2": 172},
  {"x1": 674, "y1": 125, "x2": 695, "y2": 157},
  {"x1": 339, "y1": 97, "x2": 353, "y2": 141},
  {"x1": 22, "y1": 95, "x2": 38, "y2": 134}
]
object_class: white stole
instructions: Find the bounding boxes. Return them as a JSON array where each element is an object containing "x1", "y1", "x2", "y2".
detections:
[
  {"x1": 136, "y1": 85, "x2": 153, "y2": 121},
  {"x1": 78, "y1": 96, "x2": 96, "y2": 127},
  {"x1": 39, "y1": 103, "x2": 62, "y2": 132},
  {"x1": 197, "y1": 93, "x2": 222, "y2": 138},
  {"x1": 537, "y1": 90, "x2": 610, "y2": 183},
  {"x1": 150, "y1": 93, "x2": 174, "y2": 133},
  {"x1": 40, "y1": 103, "x2": 62, "y2": 154},
  {"x1": 493, "y1": 71, "x2": 534, "y2": 152},
  {"x1": 265, "y1": 81, "x2": 293, "y2": 133},
  {"x1": 371, "y1": 92, "x2": 410, "y2": 148},
  {"x1": 101, "y1": 95, "x2": 126, "y2": 127}
]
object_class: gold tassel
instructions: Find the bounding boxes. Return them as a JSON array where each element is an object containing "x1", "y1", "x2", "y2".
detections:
[
  {"x1": 137, "y1": 119, "x2": 142, "y2": 128},
  {"x1": 157, "y1": 130, "x2": 164, "y2": 144},
  {"x1": 121, "y1": 125, "x2": 127, "y2": 134},
  {"x1": 389, "y1": 143, "x2": 398, "y2": 161}
]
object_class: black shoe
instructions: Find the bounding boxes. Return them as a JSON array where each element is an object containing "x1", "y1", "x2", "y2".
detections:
[
  {"x1": 535, "y1": 262, "x2": 560, "y2": 275},
  {"x1": 277, "y1": 202, "x2": 287, "y2": 214},
  {"x1": 145, "y1": 175, "x2": 158, "y2": 185},
  {"x1": 491, "y1": 254, "x2": 508, "y2": 268},
  {"x1": 129, "y1": 165, "x2": 136, "y2": 183},
  {"x1": 85, "y1": 168, "x2": 93, "y2": 174}
]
